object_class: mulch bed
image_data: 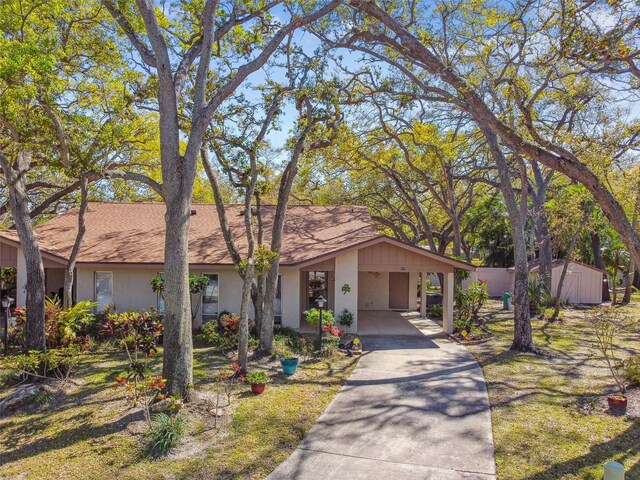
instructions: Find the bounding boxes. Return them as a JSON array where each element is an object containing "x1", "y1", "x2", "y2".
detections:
[{"x1": 576, "y1": 385, "x2": 640, "y2": 418}]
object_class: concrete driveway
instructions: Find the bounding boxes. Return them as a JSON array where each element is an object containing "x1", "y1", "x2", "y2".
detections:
[{"x1": 267, "y1": 316, "x2": 496, "y2": 480}]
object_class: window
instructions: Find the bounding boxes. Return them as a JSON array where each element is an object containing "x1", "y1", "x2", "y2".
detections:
[
  {"x1": 202, "y1": 274, "x2": 219, "y2": 321},
  {"x1": 94, "y1": 271, "x2": 113, "y2": 311},
  {"x1": 307, "y1": 271, "x2": 327, "y2": 309},
  {"x1": 274, "y1": 275, "x2": 282, "y2": 325}
]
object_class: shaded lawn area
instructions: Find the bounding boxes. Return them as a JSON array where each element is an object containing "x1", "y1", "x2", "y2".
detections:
[
  {"x1": 467, "y1": 300, "x2": 640, "y2": 480},
  {"x1": 0, "y1": 346, "x2": 357, "y2": 480}
]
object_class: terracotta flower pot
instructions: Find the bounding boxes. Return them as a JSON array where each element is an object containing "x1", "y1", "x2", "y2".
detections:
[
  {"x1": 250, "y1": 382, "x2": 266, "y2": 395},
  {"x1": 607, "y1": 394, "x2": 627, "y2": 411}
]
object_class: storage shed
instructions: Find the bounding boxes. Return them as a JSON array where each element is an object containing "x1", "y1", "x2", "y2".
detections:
[{"x1": 514, "y1": 259, "x2": 604, "y2": 304}]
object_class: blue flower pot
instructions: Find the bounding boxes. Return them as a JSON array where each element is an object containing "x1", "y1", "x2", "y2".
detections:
[{"x1": 280, "y1": 357, "x2": 299, "y2": 376}]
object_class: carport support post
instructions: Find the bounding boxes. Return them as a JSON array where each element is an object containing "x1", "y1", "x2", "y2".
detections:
[
  {"x1": 420, "y1": 272, "x2": 427, "y2": 318},
  {"x1": 443, "y1": 272, "x2": 454, "y2": 334}
]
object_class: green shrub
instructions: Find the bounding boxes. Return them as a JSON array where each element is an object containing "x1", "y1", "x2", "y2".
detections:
[
  {"x1": 273, "y1": 335, "x2": 295, "y2": 359},
  {"x1": 144, "y1": 413, "x2": 186, "y2": 456},
  {"x1": 196, "y1": 320, "x2": 221, "y2": 345},
  {"x1": 338, "y1": 309, "x2": 354, "y2": 328},
  {"x1": 427, "y1": 304, "x2": 443, "y2": 319},
  {"x1": 219, "y1": 313, "x2": 241, "y2": 350},
  {"x1": 0, "y1": 345, "x2": 83, "y2": 382},
  {"x1": 624, "y1": 355, "x2": 640, "y2": 384},
  {"x1": 245, "y1": 371, "x2": 270, "y2": 384},
  {"x1": 303, "y1": 308, "x2": 335, "y2": 327},
  {"x1": 12, "y1": 298, "x2": 97, "y2": 349},
  {"x1": 321, "y1": 335, "x2": 340, "y2": 357},
  {"x1": 453, "y1": 316, "x2": 474, "y2": 334},
  {"x1": 528, "y1": 276, "x2": 553, "y2": 314}
]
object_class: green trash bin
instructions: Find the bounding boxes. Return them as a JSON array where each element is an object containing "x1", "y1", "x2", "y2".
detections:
[{"x1": 502, "y1": 291, "x2": 511, "y2": 310}]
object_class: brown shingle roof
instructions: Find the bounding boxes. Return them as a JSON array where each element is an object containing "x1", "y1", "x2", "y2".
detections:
[{"x1": 0, "y1": 202, "x2": 380, "y2": 266}]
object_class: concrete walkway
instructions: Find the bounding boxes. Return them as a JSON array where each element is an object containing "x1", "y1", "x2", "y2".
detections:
[{"x1": 267, "y1": 316, "x2": 496, "y2": 480}]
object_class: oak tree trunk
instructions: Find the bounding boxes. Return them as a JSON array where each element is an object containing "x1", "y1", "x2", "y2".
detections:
[
  {"x1": 483, "y1": 127, "x2": 534, "y2": 352},
  {"x1": 161, "y1": 193, "x2": 194, "y2": 398},
  {"x1": 0, "y1": 151, "x2": 46, "y2": 352}
]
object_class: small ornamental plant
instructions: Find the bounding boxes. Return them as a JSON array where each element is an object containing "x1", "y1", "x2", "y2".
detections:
[
  {"x1": 245, "y1": 371, "x2": 270, "y2": 385},
  {"x1": 321, "y1": 321, "x2": 344, "y2": 337},
  {"x1": 114, "y1": 374, "x2": 167, "y2": 425},
  {"x1": 217, "y1": 362, "x2": 245, "y2": 405}
]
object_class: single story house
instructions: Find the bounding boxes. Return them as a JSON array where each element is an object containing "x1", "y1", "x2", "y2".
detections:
[
  {"x1": 463, "y1": 259, "x2": 603, "y2": 304},
  {"x1": 0, "y1": 203, "x2": 475, "y2": 334}
]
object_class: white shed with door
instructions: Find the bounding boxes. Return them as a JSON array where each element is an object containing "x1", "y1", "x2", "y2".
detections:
[
  {"x1": 548, "y1": 260, "x2": 603, "y2": 304},
  {"x1": 475, "y1": 259, "x2": 605, "y2": 305}
]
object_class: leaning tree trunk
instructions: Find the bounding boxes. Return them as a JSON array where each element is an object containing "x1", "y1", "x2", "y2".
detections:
[
  {"x1": 623, "y1": 185, "x2": 640, "y2": 303},
  {"x1": 534, "y1": 207, "x2": 553, "y2": 291},
  {"x1": 0, "y1": 151, "x2": 46, "y2": 352},
  {"x1": 260, "y1": 137, "x2": 305, "y2": 351},
  {"x1": 553, "y1": 207, "x2": 592, "y2": 318},
  {"x1": 592, "y1": 232, "x2": 611, "y2": 302},
  {"x1": 483, "y1": 127, "x2": 534, "y2": 352},
  {"x1": 238, "y1": 259, "x2": 254, "y2": 370},
  {"x1": 64, "y1": 177, "x2": 89, "y2": 308}
]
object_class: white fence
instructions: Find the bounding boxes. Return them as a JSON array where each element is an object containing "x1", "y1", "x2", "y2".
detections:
[{"x1": 462, "y1": 268, "x2": 514, "y2": 297}]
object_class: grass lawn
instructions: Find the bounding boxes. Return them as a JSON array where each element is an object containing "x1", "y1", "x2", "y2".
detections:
[
  {"x1": 0, "y1": 345, "x2": 357, "y2": 480},
  {"x1": 467, "y1": 300, "x2": 640, "y2": 480}
]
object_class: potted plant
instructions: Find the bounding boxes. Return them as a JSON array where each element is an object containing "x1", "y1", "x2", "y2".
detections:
[
  {"x1": 591, "y1": 307, "x2": 629, "y2": 411},
  {"x1": 280, "y1": 356, "x2": 299, "y2": 376},
  {"x1": 245, "y1": 371, "x2": 270, "y2": 395},
  {"x1": 338, "y1": 309, "x2": 353, "y2": 329}
]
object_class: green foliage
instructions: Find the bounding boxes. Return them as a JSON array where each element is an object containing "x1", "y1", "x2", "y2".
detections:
[
  {"x1": 219, "y1": 313, "x2": 241, "y2": 350},
  {"x1": 623, "y1": 355, "x2": 640, "y2": 385},
  {"x1": 103, "y1": 310, "x2": 163, "y2": 359},
  {"x1": 150, "y1": 274, "x2": 164, "y2": 294},
  {"x1": 245, "y1": 371, "x2": 270, "y2": 384},
  {"x1": 427, "y1": 304, "x2": 443, "y2": 319},
  {"x1": 454, "y1": 316, "x2": 474, "y2": 335},
  {"x1": 528, "y1": 277, "x2": 553, "y2": 315},
  {"x1": 53, "y1": 299, "x2": 98, "y2": 345},
  {"x1": 237, "y1": 245, "x2": 278, "y2": 276},
  {"x1": 321, "y1": 335, "x2": 340, "y2": 357},
  {"x1": 150, "y1": 273, "x2": 209, "y2": 294},
  {"x1": 273, "y1": 326, "x2": 314, "y2": 361},
  {"x1": 144, "y1": 413, "x2": 186, "y2": 456},
  {"x1": 464, "y1": 196, "x2": 514, "y2": 267},
  {"x1": 337, "y1": 309, "x2": 353, "y2": 328},
  {"x1": 11, "y1": 299, "x2": 97, "y2": 349},
  {"x1": 188, "y1": 275, "x2": 209, "y2": 294},
  {"x1": 303, "y1": 308, "x2": 335, "y2": 327},
  {"x1": 0, "y1": 345, "x2": 82, "y2": 382},
  {"x1": 455, "y1": 281, "x2": 489, "y2": 324},
  {"x1": 196, "y1": 320, "x2": 221, "y2": 345}
]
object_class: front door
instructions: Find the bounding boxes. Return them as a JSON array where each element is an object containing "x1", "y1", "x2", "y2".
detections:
[{"x1": 389, "y1": 272, "x2": 409, "y2": 309}]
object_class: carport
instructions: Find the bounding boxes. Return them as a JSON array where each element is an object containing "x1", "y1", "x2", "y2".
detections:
[{"x1": 355, "y1": 237, "x2": 475, "y2": 334}]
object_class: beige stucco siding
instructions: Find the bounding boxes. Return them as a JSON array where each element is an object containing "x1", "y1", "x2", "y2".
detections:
[
  {"x1": 358, "y1": 272, "x2": 389, "y2": 310},
  {"x1": 74, "y1": 266, "x2": 307, "y2": 328},
  {"x1": 333, "y1": 250, "x2": 359, "y2": 332}
]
